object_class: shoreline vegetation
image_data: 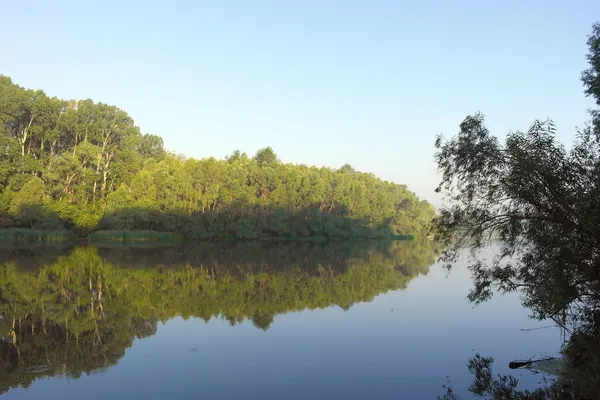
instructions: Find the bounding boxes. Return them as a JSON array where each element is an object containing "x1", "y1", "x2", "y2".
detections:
[
  {"x1": 0, "y1": 76, "x2": 436, "y2": 242},
  {"x1": 0, "y1": 227, "x2": 417, "y2": 245},
  {"x1": 0, "y1": 228, "x2": 75, "y2": 243}
]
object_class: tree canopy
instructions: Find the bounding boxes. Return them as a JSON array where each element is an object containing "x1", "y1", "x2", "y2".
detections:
[
  {"x1": 0, "y1": 78, "x2": 435, "y2": 239},
  {"x1": 434, "y1": 22, "x2": 600, "y2": 399}
]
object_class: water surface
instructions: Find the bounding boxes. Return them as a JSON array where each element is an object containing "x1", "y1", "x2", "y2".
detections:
[{"x1": 0, "y1": 241, "x2": 561, "y2": 399}]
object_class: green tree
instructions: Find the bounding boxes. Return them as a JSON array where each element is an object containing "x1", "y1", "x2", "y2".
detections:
[
  {"x1": 9, "y1": 177, "x2": 45, "y2": 221},
  {"x1": 434, "y1": 21, "x2": 600, "y2": 399},
  {"x1": 253, "y1": 146, "x2": 279, "y2": 167},
  {"x1": 0, "y1": 74, "x2": 436, "y2": 238},
  {"x1": 225, "y1": 149, "x2": 247, "y2": 163},
  {"x1": 137, "y1": 133, "x2": 165, "y2": 160},
  {"x1": 582, "y1": 22, "x2": 600, "y2": 130}
]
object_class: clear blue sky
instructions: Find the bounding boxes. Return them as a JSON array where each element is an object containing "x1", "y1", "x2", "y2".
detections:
[{"x1": 2, "y1": 1, "x2": 599, "y2": 206}]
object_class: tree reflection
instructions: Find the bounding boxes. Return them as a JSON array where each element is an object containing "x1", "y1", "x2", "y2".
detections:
[{"x1": 0, "y1": 240, "x2": 439, "y2": 394}]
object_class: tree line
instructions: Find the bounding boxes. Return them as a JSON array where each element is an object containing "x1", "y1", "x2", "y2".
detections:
[
  {"x1": 0, "y1": 79, "x2": 436, "y2": 239},
  {"x1": 0, "y1": 240, "x2": 439, "y2": 394}
]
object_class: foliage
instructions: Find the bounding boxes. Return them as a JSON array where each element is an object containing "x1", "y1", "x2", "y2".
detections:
[
  {"x1": 434, "y1": 22, "x2": 600, "y2": 399},
  {"x1": 582, "y1": 22, "x2": 600, "y2": 131},
  {"x1": 0, "y1": 77, "x2": 436, "y2": 238},
  {"x1": 560, "y1": 333, "x2": 600, "y2": 400},
  {"x1": 0, "y1": 240, "x2": 440, "y2": 394},
  {"x1": 253, "y1": 146, "x2": 279, "y2": 167}
]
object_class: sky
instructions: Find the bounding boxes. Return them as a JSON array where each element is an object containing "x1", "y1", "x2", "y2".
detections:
[{"x1": 2, "y1": 0, "x2": 599, "y2": 207}]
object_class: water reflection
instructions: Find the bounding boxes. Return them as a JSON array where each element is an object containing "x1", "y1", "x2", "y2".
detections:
[{"x1": 0, "y1": 240, "x2": 439, "y2": 395}]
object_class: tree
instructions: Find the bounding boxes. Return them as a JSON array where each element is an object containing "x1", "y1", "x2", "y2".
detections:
[
  {"x1": 253, "y1": 146, "x2": 279, "y2": 167},
  {"x1": 0, "y1": 74, "x2": 436, "y2": 237},
  {"x1": 582, "y1": 22, "x2": 600, "y2": 130},
  {"x1": 137, "y1": 133, "x2": 165, "y2": 160},
  {"x1": 434, "y1": 21, "x2": 600, "y2": 399},
  {"x1": 225, "y1": 149, "x2": 247, "y2": 163},
  {"x1": 338, "y1": 163, "x2": 355, "y2": 173},
  {"x1": 9, "y1": 177, "x2": 45, "y2": 213}
]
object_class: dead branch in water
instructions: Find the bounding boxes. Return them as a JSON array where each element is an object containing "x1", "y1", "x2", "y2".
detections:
[{"x1": 509, "y1": 357, "x2": 556, "y2": 369}]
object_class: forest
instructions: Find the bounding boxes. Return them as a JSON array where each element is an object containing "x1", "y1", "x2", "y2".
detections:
[
  {"x1": 0, "y1": 240, "x2": 439, "y2": 394},
  {"x1": 0, "y1": 76, "x2": 436, "y2": 239}
]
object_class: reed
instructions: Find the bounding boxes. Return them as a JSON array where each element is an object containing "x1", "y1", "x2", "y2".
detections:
[
  {"x1": 391, "y1": 234, "x2": 414, "y2": 240},
  {"x1": 0, "y1": 228, "x2": 74, "y2": 243},
  {"x1": 88, "y1": 230, "x2": 184, "y2": 244}
]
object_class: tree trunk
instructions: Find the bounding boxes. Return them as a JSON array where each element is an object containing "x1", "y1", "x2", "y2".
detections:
[
  {"x1": 100, "y1": 152, "x2": 113, "y2": 200},
  {"x1": 95, "y1": 129, "x2": 112, "y2": 201},
  {"x1": 18, "y1": 114, "x2": 35, "y2": 156}
]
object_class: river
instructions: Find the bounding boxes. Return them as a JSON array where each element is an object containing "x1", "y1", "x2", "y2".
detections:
[{"x1": 0, "y1": 240, "x2": 561, "y2": 399}]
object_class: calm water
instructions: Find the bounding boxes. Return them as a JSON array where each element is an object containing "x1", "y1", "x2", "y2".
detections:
[{"x1": 0, "y1": 241, "x2": 561, "y2": 399}]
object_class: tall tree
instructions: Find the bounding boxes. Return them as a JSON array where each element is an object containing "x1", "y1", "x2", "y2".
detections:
[
  {"x1": 0, "y1": 74, "x2": 435, "y2": 237},
  {"x1": 434, "y1": 21, "x2": 600, "y2": 399}
]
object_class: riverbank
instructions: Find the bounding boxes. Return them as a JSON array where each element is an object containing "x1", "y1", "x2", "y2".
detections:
[{"x1": 0, "y1": 228, "x2": 417, "y2": 245}]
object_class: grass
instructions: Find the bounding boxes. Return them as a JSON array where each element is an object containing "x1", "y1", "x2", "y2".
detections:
[
  {"x1": 0, "y1": 228, "x2": 74, "y2": 243},
  {"x1": 88, "y1": 230, "x2": 184, "y2": 244}
]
